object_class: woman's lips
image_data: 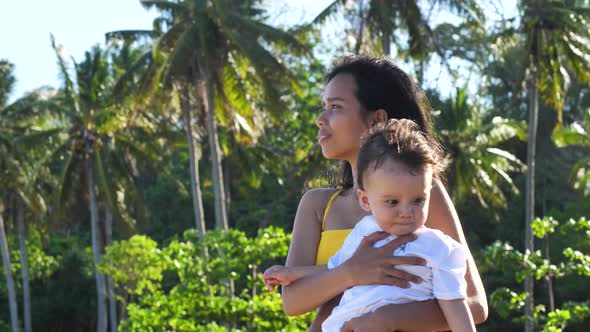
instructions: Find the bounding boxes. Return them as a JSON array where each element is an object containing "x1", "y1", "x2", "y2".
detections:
[{"x1": 318, "y1": 135, "x2": 331, "y2": 143}]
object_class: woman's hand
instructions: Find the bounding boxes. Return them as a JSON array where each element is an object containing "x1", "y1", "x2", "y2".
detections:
[{"x1": 342, "y1": 231, "x2": 426, "y2": 288}]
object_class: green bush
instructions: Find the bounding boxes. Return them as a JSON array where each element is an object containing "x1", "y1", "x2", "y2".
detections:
[
  {"x1": 480, "y1": 216, "x2": 590, "y2": 331},
  {"x1": 100, "y1": 227, "x2": 314, "y2": 331}
]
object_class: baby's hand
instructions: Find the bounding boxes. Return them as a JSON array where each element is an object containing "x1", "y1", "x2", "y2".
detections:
[{"x1": 262, "y1": 265, "x2": 297, "y2": 291}]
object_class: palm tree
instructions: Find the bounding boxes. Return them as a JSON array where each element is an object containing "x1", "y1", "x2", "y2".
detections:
[
  {"x1": 518, "y1": 1, "x2": 590, "y2": 330},
  {"x1": 140, "y1": 0, "x2": 307, "y2": 230},
  {"x1": 105, "y1": 31, "x2": 209, "y2": 237},
  {"x1": 48, "y1": 36, "x2": 155, "y2": 332},
  {"x1": 3, "y1": 162, "x2": 47, "y2": 332},
  {"x1": 434, "y1": 87, "x2": 526, "y2": 209},
  {"x1": 2, "y1": 85, "x2": 65, "y2": 332},
  {"x1": 312, "y1": 0, "x2": 483, "y2": 65},
  {"x1": 0, "y1": 59, "x2": 20, "y2": 332},
  {"x1": 0, "y1": 205, "x2": 18, "y2": 332}
]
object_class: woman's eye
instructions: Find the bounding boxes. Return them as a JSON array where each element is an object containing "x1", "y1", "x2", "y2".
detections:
[{"x1": 330, "y1": 104, "x2": 341, "y2": 111}]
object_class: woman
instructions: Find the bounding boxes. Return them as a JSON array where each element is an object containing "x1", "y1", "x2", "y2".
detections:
[{"x1": 282, "y1": 55, "x2": 488, "y2": 331}]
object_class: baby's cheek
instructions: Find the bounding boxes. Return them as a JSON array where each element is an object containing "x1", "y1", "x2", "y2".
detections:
[{"x1": 417, "y1": 206, "x2": 428, "y2": 221}]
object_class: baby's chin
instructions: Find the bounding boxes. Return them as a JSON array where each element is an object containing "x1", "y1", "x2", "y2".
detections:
[{"x1": 386, "y1": 224, "x2": 427, "y2": 237}]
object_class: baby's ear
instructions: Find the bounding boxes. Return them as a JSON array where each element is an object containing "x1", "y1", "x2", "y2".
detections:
[{"x1": 357, "y1": 189, "x2": 372, "y2": 212}]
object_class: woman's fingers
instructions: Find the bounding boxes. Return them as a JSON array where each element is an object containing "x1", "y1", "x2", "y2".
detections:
[
  {"x1": 388, "y1": 255, "x2": 426, "y2": 267},
  {"x1": 357, "y1": 231, "x2": 390, "y2": 249},
  {"x1": 379, "y1": 233, "x2": 416, "y2": 252},
  {"x1": 384, "y1": 266, "x2": 422, "y2": 284}
]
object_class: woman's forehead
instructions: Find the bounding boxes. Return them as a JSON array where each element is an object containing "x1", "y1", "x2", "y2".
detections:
[{"x1": 323, "y1": 73, "x2": 357, "y2": 101}]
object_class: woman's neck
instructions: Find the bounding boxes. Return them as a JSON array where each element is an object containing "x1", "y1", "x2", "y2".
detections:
[{"x1": 348, "y1": 159, "x2": 359, "y2": 196}]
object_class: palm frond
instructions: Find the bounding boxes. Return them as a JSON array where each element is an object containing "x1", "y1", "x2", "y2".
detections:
[
  {"x1": 94, "y1": 148, "x2": 128, "y2": 227},
  {"x1": 50, "y1": 34, "x2": 79, "y2": 113},
  {"x1": 228, "y1": 14, "x2": 308, "y2": 55},
  {"x1": 14, "y1": 128, "x2": 64, "y2": 149},
  {"x1": 140, "y1": 0, "x2": 186, "y2": 13},
  {"x1": 53, "y1": 151, "x2": 80, "y2": 216},
  {"x1": 486, "y1": 147, "x2": 524, "y2": 169},
  {"x1": 309, "y1": 0, "x2": 347, "y2": 27},
  {"x1": 105, "y1": 30, "x2": 157, "y2": 44}
]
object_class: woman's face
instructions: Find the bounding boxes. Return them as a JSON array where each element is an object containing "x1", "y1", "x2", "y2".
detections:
[{"x1": 317, "y1": 73, "x2": 370, "y2": 162}]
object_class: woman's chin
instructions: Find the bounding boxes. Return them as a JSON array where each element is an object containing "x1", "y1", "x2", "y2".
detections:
[
  {"x1": 320, "y1": 149, "x2": 339, "y2": 160},
  {"x1": 320, "y1": 148, "x2": 352, "y2": 162}
]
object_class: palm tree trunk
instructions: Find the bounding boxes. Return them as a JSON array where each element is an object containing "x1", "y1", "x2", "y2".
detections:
[
  {"x1": 0, "y1": 206, "x2": 19, "y2": 332},
  {"x1": 16, "y1": 195, "x2": 31, "y2": 332},
  {"x1": 104, "y1": 208, "x2": 117, "y2": 332},
  {"x1": 545, "y1": 240, "x2": 555, "y2": 312},
  {"x1": 524, "y1": 67, "x2": 539, "y2": 332},
  {"x1": 353, "y1": 0, "x2": 366, "y2": 54},
  {"x1": 180, "y1": 84, "x2": 207, "y2": 237},
  {"x1": 86, "y1": 153, "x2": 107, "y2": 332},
  {"x1": 199, "y1": 69, "x2": 228, "y2": 230},
  {"x1": 382, "y1": 33, "x2": 391, "y2": 57},
  {"x1": 200, "y1": 73, "x2": 234, "y2": 296}
]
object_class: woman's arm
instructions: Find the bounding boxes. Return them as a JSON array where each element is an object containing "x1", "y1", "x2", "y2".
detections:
[
  {"x1": 283, "y1": 189, "x2": 421, "y2": 316},
  {"x1": 438, "y1": 299, "x2": 476, "y2": 332},
  {"x1": 427, "y1": 179, "x2": 488, "y2": 323},
  {"x1": 282, "y1": 189, "x2": 341, "y2": 315},
  {"x1": 341, "y1": 300, "x2": 446, "y2": 332}
]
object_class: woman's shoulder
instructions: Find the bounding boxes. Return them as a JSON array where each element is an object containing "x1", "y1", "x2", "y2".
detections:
[
  {"x1": 297, "y1": 187, "x2": 341, "y2": 215},
  {"x1": 293, "y1": 187, "x2": 341, "y2": 229},
  {"x1": 300, "y1": 187, "x2": 340, "y2": 207}
]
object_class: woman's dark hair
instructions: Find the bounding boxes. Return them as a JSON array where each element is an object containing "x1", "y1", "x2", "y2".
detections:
[
  {"x1": 324, "y1": 54, "x2": 435, "y2": 189},
  {"x1": 357, "y1": 119, "x2": 446, "y2": 190}
]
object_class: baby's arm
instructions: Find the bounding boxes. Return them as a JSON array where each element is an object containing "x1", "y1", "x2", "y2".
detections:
[
  {"x1": 263, "y1": 265, "x2": 328, "y2": 291},
  {"x1": 439, "y1": 299, "x2": 476, "y2": 332}
]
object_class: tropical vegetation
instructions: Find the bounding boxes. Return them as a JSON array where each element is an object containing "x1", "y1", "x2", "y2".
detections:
[{"x1": 1, "y1": 0, "x2": 590, "y2": 331}]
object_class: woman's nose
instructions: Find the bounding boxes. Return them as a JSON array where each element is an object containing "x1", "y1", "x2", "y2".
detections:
[{"x1": 316, "y1": 111, "x2": 328, "y2": 128}]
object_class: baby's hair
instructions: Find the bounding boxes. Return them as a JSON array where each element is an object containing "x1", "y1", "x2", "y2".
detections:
[{"x1": 357, "y1": 119, "x2": 447, "y2": 190}]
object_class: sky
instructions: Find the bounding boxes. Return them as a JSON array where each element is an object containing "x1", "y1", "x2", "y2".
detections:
[
  {"x1": 1, "y1": 0, "x2": 515, "y2": 103},
  {"x1": 1, "y1": 0, "x2": 330, "y2": 103}
]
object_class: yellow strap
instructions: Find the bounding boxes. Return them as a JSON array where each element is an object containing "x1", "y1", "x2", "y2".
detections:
[{"x1": 321, "y1": 189, "x2": 344, "y2": 231}]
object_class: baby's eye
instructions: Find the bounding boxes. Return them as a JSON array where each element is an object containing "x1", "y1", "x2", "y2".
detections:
[
  {"x1": 385, "y1": 200, "x2": 398, "y2": 206},
  {"x1": 414, "y1": 198, "x2": 426, "y2": 204}
]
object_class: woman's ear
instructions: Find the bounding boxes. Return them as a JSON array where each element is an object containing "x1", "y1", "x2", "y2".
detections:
[
  {"x1": 371, "y1": 109, "x2": 388, "y2": 126},
  {"x1": 357, "y1": 189, "x2": 372, "y2": 212}
]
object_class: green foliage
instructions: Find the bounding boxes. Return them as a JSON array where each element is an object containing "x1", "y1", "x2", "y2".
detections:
[
  {"x1": 432, "y1": 87, "x2": 526, "y2": 210},
  {"x1": 0, "y1": 59, "x2": 15, "y2": 107},
  {"x1": 532, "y1": 216, "x2": 559, "y2": 239},
  {"x1": 2, "y1": 1, "x2": 590, "y2": 331},
  {"x1": 27, "y1": 235, "x2": 96, "y2": 331},
  {"x1": 552, "y1": 108, "x2": 590, "y2": 196},
  {"x1": 8, "y1": 239, "x2": 59, "y2": 283},
  {"x1": 481, "y1": 216, "x2": 590, "y2": 331},
  {"x1": 99, "y1": 235, "x2": 165, "y2": 296},
  {"x1": 490, "y1": 287, "x2": 527, "y2": 319},
  {"x1": 101, "y1": 227, "x2": 313, "y2": 331}
]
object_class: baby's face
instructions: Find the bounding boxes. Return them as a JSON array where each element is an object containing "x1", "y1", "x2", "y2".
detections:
[{"x1": 358, "y1": 160, "x2": 432, "y2": 236}]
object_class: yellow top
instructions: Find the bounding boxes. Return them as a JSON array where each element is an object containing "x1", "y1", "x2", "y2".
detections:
[{"x1": 315, "y1": 189, "x2": 353, "y2": 265}]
